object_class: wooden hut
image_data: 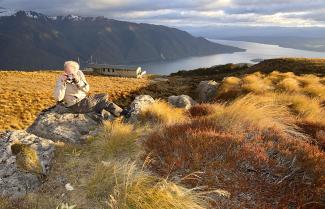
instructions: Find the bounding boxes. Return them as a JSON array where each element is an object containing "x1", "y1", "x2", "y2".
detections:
[{"x1": 86, "y1": 64, "x2": 145, "y2": 78}]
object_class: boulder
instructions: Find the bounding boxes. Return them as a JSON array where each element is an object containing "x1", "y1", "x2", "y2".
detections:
[
  {"x1": 0, "y1": 130, "x2": 55, "y2": 198},
  {"x1": 168, "y1": 95, "x2": 197, "y2": 109},
  {"x1": 127, "y1": 95, "x2": 155, "y2": 123},
  {"x1": 27, "y1": 105, "x2": 100, "y2": 144},
  {"x1": 196, "y1": 80, "x2": 220, "y2": 102}
]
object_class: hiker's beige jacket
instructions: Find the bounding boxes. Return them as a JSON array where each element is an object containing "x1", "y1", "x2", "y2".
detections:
[{"x1": 53, "y1": 70, "x2": 90, "y2": 107}]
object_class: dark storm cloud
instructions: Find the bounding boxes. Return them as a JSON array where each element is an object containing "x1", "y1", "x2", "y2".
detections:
[{"x1": 1, "y1": 0, "x2": 325, "y2": 26}]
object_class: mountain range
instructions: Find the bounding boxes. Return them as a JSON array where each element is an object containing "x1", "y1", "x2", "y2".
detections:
[
  {"x1": 0, "y1": 8, "x2": 244, "y2": 70},
  {"x1": 186, "y1": 26, "x2": 325, "y2": 52}
]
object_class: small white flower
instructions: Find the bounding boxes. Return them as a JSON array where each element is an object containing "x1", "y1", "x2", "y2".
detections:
[{"x1": 65, "y1": 183, "x2": 74, "y2": 191}]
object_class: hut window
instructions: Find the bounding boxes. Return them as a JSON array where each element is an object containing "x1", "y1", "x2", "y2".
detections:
[{"x1": 112, "y1": 69, "x2": 115, "y2": 73}]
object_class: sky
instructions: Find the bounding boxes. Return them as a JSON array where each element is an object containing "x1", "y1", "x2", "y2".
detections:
[{"x1": 1, "y1": 0, "x2": 325, "y2": 28}]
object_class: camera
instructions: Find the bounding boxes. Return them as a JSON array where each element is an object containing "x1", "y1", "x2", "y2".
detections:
[{"x1": 66, "y1": 74, "x2": 74, "y2": 83}]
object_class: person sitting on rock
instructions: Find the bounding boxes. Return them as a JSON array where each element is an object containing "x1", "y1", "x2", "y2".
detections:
[{"x1": 53, "y1": 60, "x2": 130, "y2": 118}]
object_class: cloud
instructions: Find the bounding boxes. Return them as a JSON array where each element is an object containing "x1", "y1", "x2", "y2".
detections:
[{"x1": 0, "y1": 0, "x2": 325, "y2": 27}]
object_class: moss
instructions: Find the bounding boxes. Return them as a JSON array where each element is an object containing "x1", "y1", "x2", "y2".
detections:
[{"x1": 12, "y1": 143, "x2": 42, "y2": 174}]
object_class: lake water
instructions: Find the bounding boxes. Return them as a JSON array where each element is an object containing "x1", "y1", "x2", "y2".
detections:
[{"x1": 142, "y1": 39, "x2": 325, "y2": 75}]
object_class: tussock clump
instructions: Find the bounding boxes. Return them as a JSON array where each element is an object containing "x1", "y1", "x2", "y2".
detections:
[
  {"x1": 87, "y1": 161, "x2": 207, "y2": 209},
  {"x1": 273, "y1": 93, "x2": 325, "y2": 125},
  {"x1": 241, "y1": 74, "x2": 272, "y2": 94},
  {"x1": 320, "y1": 76, "x2": 325, "y2": 85},
  {"x1": 217, "y1": 72, "x2": 325, "y2": 102},
  {"x1": 267, "y1": 70, "x2": 286, "y2": 83},
  {"x1": 277, "y1": 77, "x2": 301, "y2": 92},
  {"x1": 302, "y1": 83, "x2": 325, "y2": 98},
  {"x1": 11, "y1": 143, "x2": 43, "y2": 174},
  {"x1": 297, "y1": 74, "x2": 320, "y2": 86},
  {"x1": 208, "y1": 95, "x2": 297, "y2": 135},
  {"x1": 216, "y1": 76, "x2": 242, "y2": 99},
  {"x1": 138, "y1": 101, "x2": 187, "y2": 125},
  {"x1": 92, "y1": 121, "x2": 139, "y2": 159}
]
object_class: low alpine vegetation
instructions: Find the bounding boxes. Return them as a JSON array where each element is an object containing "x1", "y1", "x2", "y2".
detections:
[{"x1": 144, "y1": 98, "x2": 325, "y2": 208}]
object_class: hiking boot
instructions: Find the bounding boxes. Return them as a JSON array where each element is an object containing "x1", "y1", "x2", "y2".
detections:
[{"x1": 120, "y1": 108, "x2": 133, "y2": 119}]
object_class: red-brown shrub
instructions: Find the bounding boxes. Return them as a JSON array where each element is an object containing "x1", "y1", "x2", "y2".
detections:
[
  {"x1": 144, "y1": 118, "x2": 325, "y2": 208},
  {"x1": 188, "y1": 104, "x2": 220, "y2": 118},
  {"x1": 298, "y1": 121, "x2": 325, "y2": 151}
]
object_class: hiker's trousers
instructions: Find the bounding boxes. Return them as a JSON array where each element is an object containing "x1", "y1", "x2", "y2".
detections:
[{"x1": 67, "y1": 93, "x2": 123, "y2": 116}]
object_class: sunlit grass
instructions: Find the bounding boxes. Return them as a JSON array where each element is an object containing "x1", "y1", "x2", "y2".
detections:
[
  {"x1": 0, "y1": 71, "x2": 151, "y2": 131},
  {"x1": 138, "y1": 101, "x2": 188, "y2": 125},
  {"x1": 216, "y1": 76, "x2": 242, "y2": 99},
  {"x1": 241, "y1": 74, "x2": 272, "y2": 94},
  {"x1": 208, "y1": 95, "x2": 297, "y2": 135},
  {"x1": 87, "y1": 161, "x2": 207, "y2": 209},
  {"x1": 91, "y1": 121, "x2": 139, "y2": 159},
  {"x1": 277, "y1": 77, "x2": 301, "y2": 92}
]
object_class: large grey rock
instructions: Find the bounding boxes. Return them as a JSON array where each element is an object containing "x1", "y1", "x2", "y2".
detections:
[
  {"x1": 127, "y1": 95, "x2": 155, "y2": 123},
  {"x1": 27, "y1": 105, "x2": 100, "y2": 144},
  {"x1": 168, "y1": 95, "x2": 197, "y2": 109},
  {"x1": 0, "y1": 130, "x2": 55, "y2": 198},
  {"x1": 196, "y1": 80, "x2": 220, "y2": 102}
]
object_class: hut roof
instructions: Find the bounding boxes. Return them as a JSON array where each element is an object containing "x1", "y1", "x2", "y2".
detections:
[{"x1": 88, "y1": 64, "x2": 140, "y2": 71}]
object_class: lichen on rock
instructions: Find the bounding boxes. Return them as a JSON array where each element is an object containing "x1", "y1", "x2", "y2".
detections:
[{"x1": 0, "y1": 130, "x2": 55, "y2": 198}]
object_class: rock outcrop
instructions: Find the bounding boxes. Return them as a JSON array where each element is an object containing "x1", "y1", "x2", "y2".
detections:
[
  {"x1": 168, "y1": 95, "x2": 197, "y2": 109},
  {"x1": 196, "y1": 80, "x2": 220, "y2": 102},
  {"x1": 127, "y1": 95, "x2": 155, "y2": 123},
  {"x1": 1, "y1": 95, "x2": 157, "y2": 198},
  {"x1": 27, "y1": 105, "x2": 100, "y2": 144},
  {"x1": 0, "y1": 130, "x2": 55, "y2": 198}
]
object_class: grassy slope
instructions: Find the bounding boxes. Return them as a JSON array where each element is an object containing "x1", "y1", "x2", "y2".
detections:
[
  {"x1": 0, "y1": 71, "x2": 151, "y2": 130},
  {"x1": 1, "y1": 58, "x2": 325, "y2": 208},
  {"x1": 0, "y1": 70, "x2": 221, "y2": 131}
]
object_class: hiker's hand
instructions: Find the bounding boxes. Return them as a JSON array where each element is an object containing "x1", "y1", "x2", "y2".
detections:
[
  {"x1": 71, "y1": 72, "x2": 80, "y2": 83},
  {"x1": 60, "y1": 74, "x2": 67, "y2": 82}
]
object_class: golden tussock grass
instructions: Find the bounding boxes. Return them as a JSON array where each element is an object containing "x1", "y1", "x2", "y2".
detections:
[
  {"x1": 302, "y1": 83, "x2": 325, "y2": 100},
  {"x1": 241, "y1": 74, "x2": 272, "y2": 94},
  {"x1": 216, "y1": 76, "x2": 242, "y2": 99},
  {"x1": 272, "y1": 93, "x2": 325, "y2": 125},
  {"x1": 277, "y1": 77, "x2": 301, "y2": 92},
  {"x1": 87, "y1": 161, "x2": 207, "y2": 209},
  {"x1": 297, "y1": 74, "x2": 320, "y2": 86},
  {"x1": 215, "y1": 72, "x2": 325, "y2": 126},
  {"x1": 208, "y1": 95, "x2": 298, "y2": 135},
  {"x1": 138, "y1": 101, "x2": 188, "y2": 125},
  {"x1": 91, "y1": 121, "x2": 139, "y2": 159},
  {"x1": 0, "y1": 71, "x2": 151, "y2": 131}
]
